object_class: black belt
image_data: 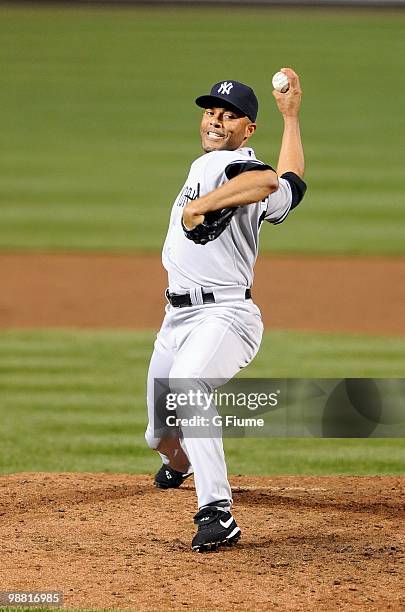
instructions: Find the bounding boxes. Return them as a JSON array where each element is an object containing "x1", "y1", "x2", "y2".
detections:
[{"x1": 166, "y1": 288, "x2": 251, "y2": 308}]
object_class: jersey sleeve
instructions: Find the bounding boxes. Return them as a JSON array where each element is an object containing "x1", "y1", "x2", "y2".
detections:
[
  {"x1": 262, "y1": 171, "x2": 307, "y2": 225},
  {"x1": 224, "y1": 160, "x2": 275, "y2": 180}
]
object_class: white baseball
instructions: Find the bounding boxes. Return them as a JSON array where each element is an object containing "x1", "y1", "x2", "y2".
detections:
[{"x1": 272, "y1": 71, "x2": 289, "y2": 93}]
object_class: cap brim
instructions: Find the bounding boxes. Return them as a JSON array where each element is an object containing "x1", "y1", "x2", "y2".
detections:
[{"x1": 195, "y1": 95, "x2": 248, "y2": 119}]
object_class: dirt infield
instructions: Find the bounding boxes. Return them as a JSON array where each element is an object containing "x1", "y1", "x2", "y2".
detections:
[
  {"x1": 1, "y1": 252, "x2": 405, "y2": 334},
  {"x1": 0, "y1": 473, "x2": 404, "y2": 610}
]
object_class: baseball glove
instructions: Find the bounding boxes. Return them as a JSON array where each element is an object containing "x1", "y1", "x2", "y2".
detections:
[{"x1": 182, "y1": 207, "x2": 237, "y2": 245}]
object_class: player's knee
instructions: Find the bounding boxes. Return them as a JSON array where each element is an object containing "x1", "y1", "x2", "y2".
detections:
[
  {"x1": 168, "y1": 361, "x2": 209, "y2": 391},
  {"x1": 169, "y1": 365, "x2": 198, "y2": 383}
]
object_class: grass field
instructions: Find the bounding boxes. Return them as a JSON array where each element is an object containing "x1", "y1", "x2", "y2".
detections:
[
  {"x1": 1, "y1": 329, "x2": 404, "y2": 476},
  {"x1": 1, "y1": 6, "x2": 404, "y2": 254}
]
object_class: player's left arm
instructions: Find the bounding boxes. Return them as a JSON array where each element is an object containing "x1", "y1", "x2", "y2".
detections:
[{"x1": 182, "y1": 167, "x2": 278, "y2": 230}]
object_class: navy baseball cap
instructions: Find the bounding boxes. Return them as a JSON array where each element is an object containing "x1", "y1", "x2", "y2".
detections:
[{"x1": 195, "y1": 80, "x2": 258, "y2": 122}]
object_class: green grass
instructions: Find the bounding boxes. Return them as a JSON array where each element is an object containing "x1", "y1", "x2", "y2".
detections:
[
  {"x1": 0, "y1": 329, "x2": 404, "y2": 476},
  {"x1": 0, "y1": 6, "x2": 404, "y2": 254}
]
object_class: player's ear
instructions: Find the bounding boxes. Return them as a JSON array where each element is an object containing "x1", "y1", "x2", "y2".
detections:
[
  {"x1": 243, "y1": 122, "x2": 256, "y2": 141},
  {"x1": 248, "y1": 122, "x2": 256, "y2": 136}
]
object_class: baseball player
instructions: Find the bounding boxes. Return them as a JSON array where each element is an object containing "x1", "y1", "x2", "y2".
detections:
[{"x1": 145, "y1": 68, "x2": 306, "y2": 551}]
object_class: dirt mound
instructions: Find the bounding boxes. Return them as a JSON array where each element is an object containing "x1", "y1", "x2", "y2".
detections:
[
  {"x1": 2, "y1": 253, "x2": 405, "y2": 334},
  {"x1": 0, "y1": 473, "x2": 404, "y2": 610}
]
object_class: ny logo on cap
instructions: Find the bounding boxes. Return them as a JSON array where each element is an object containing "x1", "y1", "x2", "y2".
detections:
[{"x1": 218, "y1": 81, "x2": 233, "y2": 95}]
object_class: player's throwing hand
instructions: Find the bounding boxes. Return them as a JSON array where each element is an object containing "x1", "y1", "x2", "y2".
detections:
[{"x1": 272, "y1": 67, "x2": 302, "y2": 117}]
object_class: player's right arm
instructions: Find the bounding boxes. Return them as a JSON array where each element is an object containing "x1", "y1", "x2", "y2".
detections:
[
  {"x1": 259, "y1": 67, "x2": 306, "y2": 225},
  {"x1": 273, "y1": 67, "x2": 305, "y2": 178}
]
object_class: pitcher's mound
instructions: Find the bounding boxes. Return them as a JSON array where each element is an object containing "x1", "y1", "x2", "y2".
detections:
[{"x1": 1, "y1": 473, "x2": 404, "y2": 610}]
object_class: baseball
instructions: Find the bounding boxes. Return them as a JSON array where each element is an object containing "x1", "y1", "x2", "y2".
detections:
[{"x1": 272, "y1": 71, "x2": 289, "y2": 93}]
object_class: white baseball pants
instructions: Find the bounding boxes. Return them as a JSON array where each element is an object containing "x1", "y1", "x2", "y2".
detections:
[{"x1": 145, "y1": 292, "x2": 263, "y2": 508}]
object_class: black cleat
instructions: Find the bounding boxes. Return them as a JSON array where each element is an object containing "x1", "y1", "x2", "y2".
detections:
[
  {"x1": 191, "y1": 507, "x2": 241, "y2": 552},
  {"x1": 154, "y1": 464, "x2": 192, "y2": 490}
]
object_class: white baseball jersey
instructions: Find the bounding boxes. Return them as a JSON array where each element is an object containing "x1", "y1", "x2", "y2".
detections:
[{"x1": 162, "y1": 146, "x2": 295, "y2": 292}]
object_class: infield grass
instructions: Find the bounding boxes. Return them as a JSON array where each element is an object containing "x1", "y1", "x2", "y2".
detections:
[
  {"x1": 0, "y1": 6, "x2": 404, "y2": 254},
  {"x1": 1, "y1": 329, "x2": 404, "y2": 476}
]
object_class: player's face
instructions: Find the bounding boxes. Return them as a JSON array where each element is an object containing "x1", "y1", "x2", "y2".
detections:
[{"x1": 200, "y1": 107, "x2": 256, "y2": 153}]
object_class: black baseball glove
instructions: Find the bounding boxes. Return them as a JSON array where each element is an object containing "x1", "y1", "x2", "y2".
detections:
[{"x1": 182, "y1": 208, "x2": 237, "y2": 245}]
